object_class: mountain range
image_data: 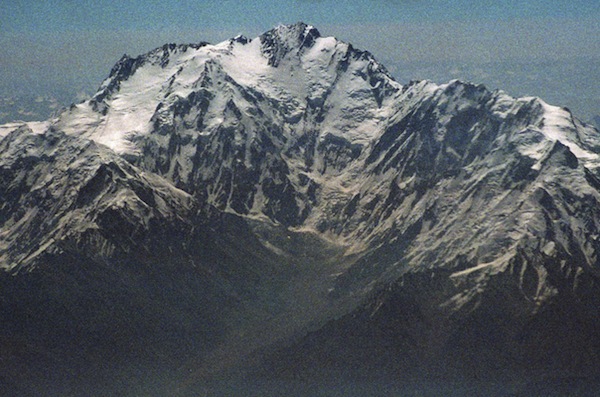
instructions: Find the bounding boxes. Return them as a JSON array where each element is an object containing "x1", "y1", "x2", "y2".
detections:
[{"x1": 2, "y1": 23, "x2": 600, "y2": 396}]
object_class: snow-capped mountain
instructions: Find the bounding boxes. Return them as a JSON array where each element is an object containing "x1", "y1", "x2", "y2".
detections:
[
  {"x1": 2, "y1": 22, "x2": 600, "y2": 395},
  {"x1": 51, "y1": 23, "x2": 398, "y2": 230}
]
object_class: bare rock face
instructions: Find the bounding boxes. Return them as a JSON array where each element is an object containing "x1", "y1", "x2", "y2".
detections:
[{"x1": 2, "y1": 23, "x2": 600, "y2": 396}]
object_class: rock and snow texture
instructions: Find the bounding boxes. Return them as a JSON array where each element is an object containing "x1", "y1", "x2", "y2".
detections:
[
  {"x1": 50, "y1": 23, "x2": 400, "y2": 227},
  {"x1": 2, "y1": 22, "x2": 600, "y2": 395}
]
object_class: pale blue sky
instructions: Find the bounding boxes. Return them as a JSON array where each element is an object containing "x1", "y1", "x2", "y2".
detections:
[
  {"x1": 3, "y1": 0, "x2": 599, "y2": 32},
  {"x1": 1, "y1": 0, "x2": 599, "y2": 120}
]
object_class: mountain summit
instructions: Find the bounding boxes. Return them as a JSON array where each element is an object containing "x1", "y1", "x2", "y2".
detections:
[
  {"x1": 260, "y1": 22, "x2": 322, "y2": 66},
  {"x1": 2, "y1": 23, "x2": 600, "y2": 396}
]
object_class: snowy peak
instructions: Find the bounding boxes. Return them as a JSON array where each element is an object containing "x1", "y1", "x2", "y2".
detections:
[
  {"x1": 260, "y1": 22, "x2": 321, "y2": 67},
  {"x1": 92, "y1": 42, "x2": 210, "y2": 106},
  {"x1": 15, "y1": 23, "x2": 598, "y2": 235},
  {"x1": 97, "y1": 55, "x2": 138, "y2": 97},
  {"x1": 42, "y1": 24, "x2": 600, "y2": 237},
  {"x1": 4, "y1": 23, "x2": 600, "y2": 393},
  {"x1": 55, "y1": 23, "x2": 401, "y2": 158}
]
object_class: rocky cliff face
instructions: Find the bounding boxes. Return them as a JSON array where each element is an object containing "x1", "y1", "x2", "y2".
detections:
[{"x1": 2, "y1": 23, "x2": 600, "y2": 396}]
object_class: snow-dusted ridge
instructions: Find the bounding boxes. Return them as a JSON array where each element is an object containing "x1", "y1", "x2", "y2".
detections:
[
  {"x1": 13, "y1": 23, "x2": 590, "y2": 236},
  {"x1": 2, "y1": 21, "x2": 600, "y2": 272},
  {"x1": 49, "y1": 23, "x2": 398, "y2": 156}
]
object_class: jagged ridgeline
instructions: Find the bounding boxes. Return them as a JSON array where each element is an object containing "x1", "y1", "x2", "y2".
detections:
[{"x1": 1, "y1": 22, "x2": 600, "y2": 396}]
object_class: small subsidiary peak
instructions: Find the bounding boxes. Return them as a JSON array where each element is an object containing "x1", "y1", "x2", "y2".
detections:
[
  {"x1": 273, "y1": 22, "x2": 321, "y2": 40},
  {"x1": 259, "y1": 22, "x2": 321, "y2": 67},
  {"x1": 231, "y1": 34, "x2": 249, "y2": 45}
]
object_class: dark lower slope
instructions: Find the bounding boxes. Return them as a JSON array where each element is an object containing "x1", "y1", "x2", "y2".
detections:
[
  {"x1": 0, "y1": 213, "x2": 359, "y2": 397},
  {"x1": 253, "y1": 247, "x2": 600, "y2": 396},
  {"x1": 0, "y1": 206, "x2": 355, "y2": 396},
  {"x1": 0, "y1": 208, "x2": 275, "y2": 396}
]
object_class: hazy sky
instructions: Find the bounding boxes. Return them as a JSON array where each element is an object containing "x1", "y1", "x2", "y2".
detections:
[{"x1": 1, "y1": 0, "x2": 599, "y2": 119}]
